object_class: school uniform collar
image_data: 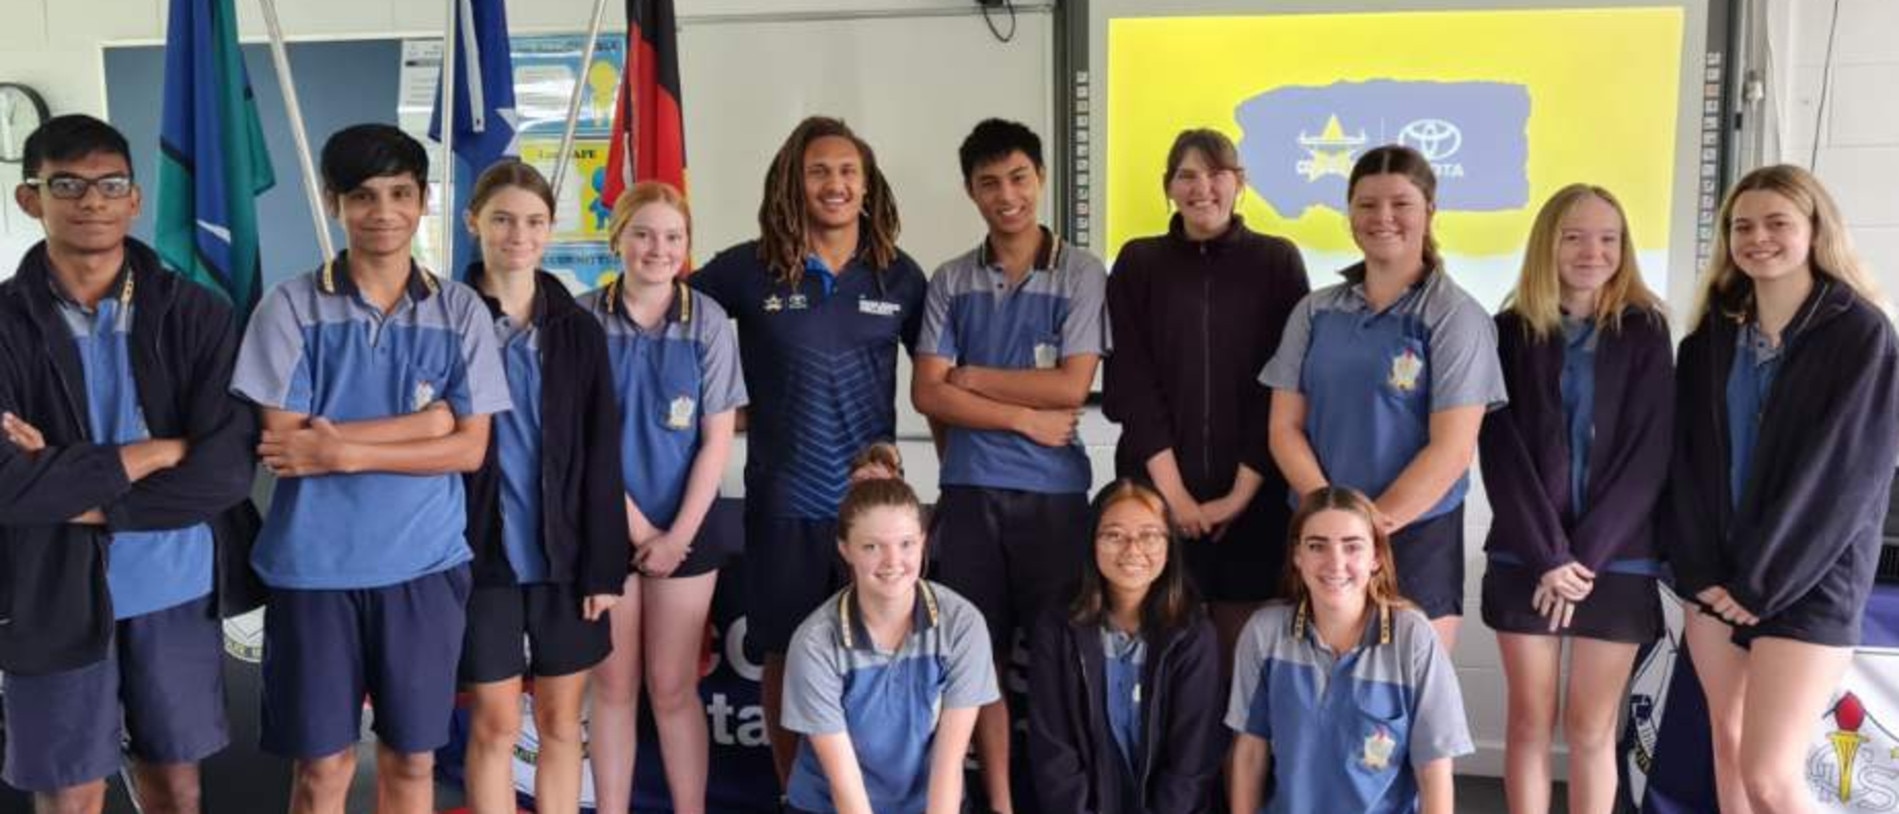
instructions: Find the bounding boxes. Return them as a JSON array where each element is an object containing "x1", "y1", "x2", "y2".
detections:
[
  {"x1": 318, "y1": 250, "x2": 440, "y2": 302},
  {"x1": 44, "y1": 258, "x2": 134, "y2": 314},
  {"x1": 837, "y1": 581, "x2": 941, "y2": 652},
  {"x1": 467, "y1": 263, "x2": 550, "y2": 328},
  {"x1": 976, "y1": 225, "x2": 1064, "y2": 273},
  {"x1": 599, "y1": 275, "x2": 693, "y2": 327},
  {"x1": 1339, "y1": 261, "x2": 1438, "y2": 313},
  {"x1": 1290, "y1": 598, "x2": 1393, "y2": 649}
]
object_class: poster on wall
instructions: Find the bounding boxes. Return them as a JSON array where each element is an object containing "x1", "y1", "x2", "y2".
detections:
[{"x1": 396, "y1": 32, "x2": 627, "y2": 288}]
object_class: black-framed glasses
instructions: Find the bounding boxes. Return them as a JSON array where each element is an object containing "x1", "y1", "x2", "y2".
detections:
[{"x1": 25, "y1": 174, "x2": 135, "y2": 200}]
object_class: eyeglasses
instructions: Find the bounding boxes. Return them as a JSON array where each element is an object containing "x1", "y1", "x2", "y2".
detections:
[
  {"x1": 1096, "y1": 528, "x2": 1169, "y2": 552},
  {"x1": 25, "y1": 174, "x2": 135, "y2": 200}
]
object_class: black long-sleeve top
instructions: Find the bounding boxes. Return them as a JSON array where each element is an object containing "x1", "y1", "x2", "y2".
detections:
[
  {"x1": 1103, "y1": 215, "x2": 1308, "y2": 500},
  {"x1": 1480, "y1": 307, "x2": 1673, "y2": 575},
  {"x1": 1666, "y1": 279, "x2": 1899, "y2": 640}
]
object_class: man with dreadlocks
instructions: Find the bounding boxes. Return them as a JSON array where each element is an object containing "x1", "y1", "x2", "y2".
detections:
[{"x1": 689, "y1": 116, "x2": 928, "y2": 790}]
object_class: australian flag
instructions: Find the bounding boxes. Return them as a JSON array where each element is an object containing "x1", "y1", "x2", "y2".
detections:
[{"x1": 430, "y1": 0, "x2": 517, "y2": 280}]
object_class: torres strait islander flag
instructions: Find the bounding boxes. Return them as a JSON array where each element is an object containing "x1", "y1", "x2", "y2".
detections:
[{"x1": 601, "y1": 0, "x2": 687, "y2": 208}]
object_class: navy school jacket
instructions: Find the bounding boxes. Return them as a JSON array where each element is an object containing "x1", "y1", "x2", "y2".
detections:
[
  {"x1": 1480, "y1": 307, "x2": 1673, "y2": 575},
  {"x1": 0, "y1": 239, "x2": 262, "y2": 675},
  {"x1": 1665, "y1": 278, "x2": 1899, "y2": 628},
  {"x1": 462, "y1": 266, "x2": 629, "y2": 595},
  {"x1": 1028, "y1": 607, "x2": 1224, "y2": 814}
]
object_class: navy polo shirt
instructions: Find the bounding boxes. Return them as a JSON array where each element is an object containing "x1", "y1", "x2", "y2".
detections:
[
  {"x1": 232, "y1": 253, "x2": 512, "y2": 589},
  {"x1": 1260, "y1": 266, "x2": 1505, "y2": 520},
  {"x1": 782, "y1": 581, "x2": 999, "y2": 814},
  {"x1": 584, "y1": 280, "x2": 747, "y2": 529},
  {"x1": 689, "y1": 240, "x2": 926, "y2": 520},
  {"x1": 1227, "y1": 601, "x2": 1472, "y2": 814},
  {"x1": 919, "y1": 228, "x2": 1107, "y2": 494},
  {"x1": 52, "y1": 271, "x2": 213, "y2": 620}
]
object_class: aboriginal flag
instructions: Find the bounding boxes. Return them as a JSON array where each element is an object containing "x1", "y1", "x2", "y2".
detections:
[{"x1": 601, "y1": 0, "x2": 686, "y2": 207}]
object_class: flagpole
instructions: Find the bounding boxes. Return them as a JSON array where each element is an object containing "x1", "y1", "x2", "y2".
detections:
[
  {"x1": 438, "y1": 0, "x2": 461, "y2": 276},
  {"x1": 552, "y1": 0, "x2": 613, "y2": 214},
  {"x1": 257, "y1": 0, "x2": 334, "y2": 260}
]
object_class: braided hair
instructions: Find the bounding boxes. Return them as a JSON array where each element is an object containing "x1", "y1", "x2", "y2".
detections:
[{"x1": 756, "y1": 116, "x2": 901, "y2": 289}]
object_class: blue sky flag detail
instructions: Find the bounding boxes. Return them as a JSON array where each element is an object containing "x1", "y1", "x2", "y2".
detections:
[
  {"x1": 430, "y1": 0, "x2": 519, "y2": 280},
  {"x1": 1235, "y1": 79, "x2": 1530, "y2": 217}
]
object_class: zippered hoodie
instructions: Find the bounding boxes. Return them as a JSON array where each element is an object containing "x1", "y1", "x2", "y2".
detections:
[
  {"x1": 1103, "y1": 215, "x2": 1308, "y2": 501},
  {"x1": 462, "y1": 266, "x2": 629, "y2": 595},
  {"x1": 1665, "y1": 279, "x2": 1899, "y2": 642},
  {"x1": 1027, "y1": 607, "x2": 1223, "y2": 814},
  {"x1": 1480, "y1": 307, "x2": 1673, "y2": 576},
  {"x1": 0, "y1": 239, "x2": 262, "y2": 675}
]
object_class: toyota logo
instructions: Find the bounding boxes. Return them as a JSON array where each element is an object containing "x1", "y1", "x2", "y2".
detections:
[{"x1": 1398, "y1": 119, "x2": 1463, "y2": 161}]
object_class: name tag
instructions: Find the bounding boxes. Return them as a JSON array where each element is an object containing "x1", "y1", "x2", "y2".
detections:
[{"x1": 858, "y1": 298, "x2": 902, "y2": 317}]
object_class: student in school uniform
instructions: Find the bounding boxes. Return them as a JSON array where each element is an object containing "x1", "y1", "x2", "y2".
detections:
[
  {"x1": 781, "y1": 476, "x2": 999, "y2": 814},
  {"x1": 1478, "y1": 184, "x2": 1671, "y2": 814},
  {"x1": 584, "y1": 180, "x2": 746, "y2": 814},
  {"x1": 689, "y1": 116, "x2": 928, "y2": 786},
  {"x1": 230, "y1": 123, "x2": 511, "y2": 814},
  {"x1": 1027, "y1": 479, "x2": 1224, "y2": 813},
  {"x1": 1228, "y1": 486, "x2": 1472, "y2": 814},
  {"x1": 1261, "y1": 145, "x2": 1507, "y2": 651},
  {"x1": 911, "y1": 117, "x2": 1108, "y2": 812},
  {"x1": 456, "y1": 160, "x2": 628, "y2": 814},
  {"x1": 1665, "y1": 164, "x2": 1899, "y2": 814},
  {"x1": 0, "y1": 114, "x2": 259, "y2": 814}
]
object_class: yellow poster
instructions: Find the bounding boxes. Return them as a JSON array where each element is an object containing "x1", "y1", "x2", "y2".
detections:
[{"x1": 520, "y1": 138, "x2": 615, "y2": 241}]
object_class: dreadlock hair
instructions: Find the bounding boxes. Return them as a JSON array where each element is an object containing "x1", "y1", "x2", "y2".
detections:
[{"x1": 755, "y1": 116, "x2": 901, "y2": 289}]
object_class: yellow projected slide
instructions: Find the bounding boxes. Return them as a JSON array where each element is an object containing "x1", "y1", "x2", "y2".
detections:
[{"x1": 1105, "y1": 8, "x2": 1685, "y2": 286}]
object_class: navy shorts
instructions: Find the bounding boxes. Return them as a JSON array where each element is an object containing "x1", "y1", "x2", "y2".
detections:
[
  {"x1": 931, "y1": 486, "x2": 1091, "y2": 651},
  {"x1": 460, "y1": 582, "x2": 612, "y2": 684},
  {"x1": 1482, "y1": 561, "x2": 1663, "y2": 644},
  {"x1": 260, "y1": 565, "x2": 472, "y2": 758},
  {"x1": 1, "y1": 595, "x2": 228, "y2": 792},
  {"x1": 1391, "y1": 506, "x2": 1465, "y2": 619},
  {"x1": 1182, "y1": 491, "x2": 1294, "y2": 603},
  {"x1": 743, "y1": 512, "x2": 845, "y2": 658}
]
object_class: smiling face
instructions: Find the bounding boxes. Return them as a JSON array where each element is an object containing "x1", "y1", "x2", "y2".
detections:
[
  {"x1": 967, "y1": 149, "x2": 1043, "y2": 239},
  {"x1": 1166, "y1": 148, "x2": 1240, "y2": 239},
  {"x1": 1093, "y1": 496, "x2": 1169, "y2": 603},
  {"x1": 617, "y1": 201, "x2": 690, "y2": 285},
  {"x1": 1292, "y1": 508, "x2": 1379, "y2": 613},
  {"x1": 1348, "y1": 172, "x2": 1433, "y2": 268},
  {"x1": 468, "y1": 186, "x2": 551, "y2": 276},
  {"x1": 839, "y1": 504, "x2": 925, "y2": 606},
  {"x1": 802, "y1": 135, "x2": 866, "y2": 232},
  {"x1": 1555, "y1": 194, "x2": 1625, "y2": 305},
  {"x1": 330, "y1": 174, "x2": 425, "y2": 261},
  {"x1": 1728, "y1": 189, "x2": 1814, "y2": 287},
  {"x1": 16, "y1": 150, "x2": 141, "y2": 256}
]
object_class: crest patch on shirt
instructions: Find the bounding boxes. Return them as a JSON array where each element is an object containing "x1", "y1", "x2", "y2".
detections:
[
  {"x1": 1387, "y1": 347, "x2": 1423, "y2": 393},
  {"x1": 412, "y1": 380, "x2": 436, "y2": 412},
  {"x1": 764, "y1": 294, "x2": 784, "y2": 313},
  {"x1": 667, "y1": 395, "x2": 696, "y2": 430},
  {"x1": 1361, "y1": 725, "x2": 1397, "y2": 770}
]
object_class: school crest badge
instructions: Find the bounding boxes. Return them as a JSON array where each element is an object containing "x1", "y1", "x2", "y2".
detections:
[
  {"x1": 764, "y1": 294, "x2": 784, "y2": 313},
  {"x1": 667, "y1": 396, "x2": 696, "y2": 430},
  {"x1": 1387, "y1": 348, "x2": 1423, "y2": 393},
  {"x1": 413, "y1": 380, "x2": 436, "y2": 412},
  {"x1": 1362, "y1": 725, "x2": 1396, "y2": 770}
]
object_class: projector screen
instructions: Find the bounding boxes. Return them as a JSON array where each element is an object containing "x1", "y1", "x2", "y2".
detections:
[{"x1": 1076, "y1": 1, "x2": 1723, "y2": 312}]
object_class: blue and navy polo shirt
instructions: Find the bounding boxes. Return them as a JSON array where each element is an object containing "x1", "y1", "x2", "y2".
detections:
[
  {"x1": 689, "y1": 240, "x2": 926, "y2": 520},
  {"x1": 781, "y1": 581, "x2": 999, "y2": 814},
  {"x1": 490, "y1": 297, "x2": 549, "y2": 583},
  {"x1": 919, "y1": 228, "x2": 1107, "y2": 494},
  {"x1": 583, "y1": 279, "x2": 748, "y2": 530},
  {"x1": 1226, "y1": 601, "x2": 1472, "y2": 814},
  {"x1": 1727, "y1": 322, "x2": 1786, "y2": 512},
  {"x1": 1260, "y1": 266, "x2": 1506, "y2": 520},
  {"x1": 231, "y1": 253, "x2": 512, "y2": 590},
  {"x1": 52, "y1": 270, "x2": 212, "y2": 620}
]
